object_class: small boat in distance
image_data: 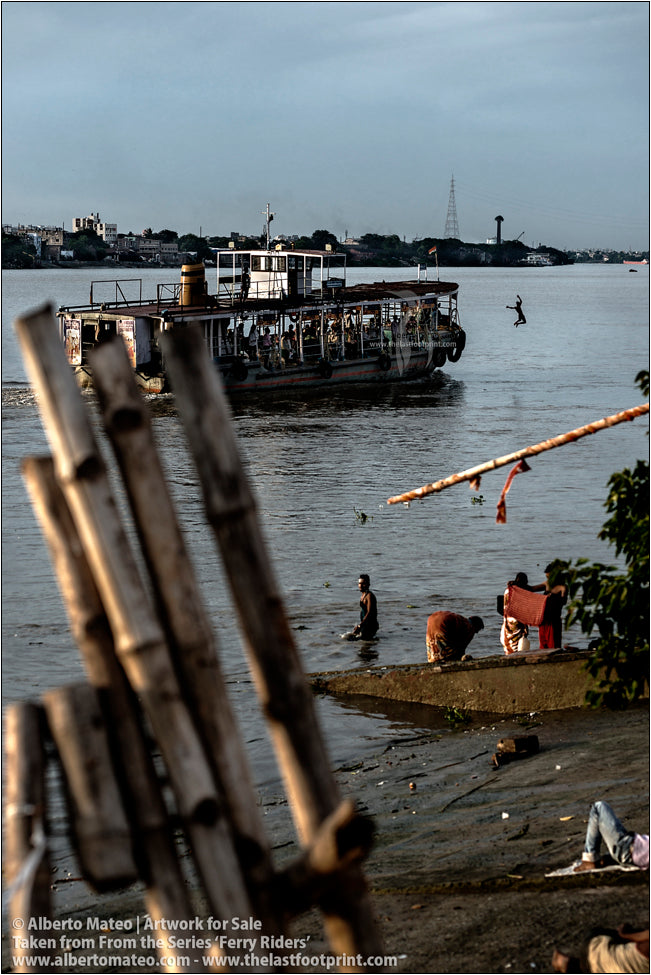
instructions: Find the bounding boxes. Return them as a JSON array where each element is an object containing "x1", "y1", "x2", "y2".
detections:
[
  {"x1": 57, "y1": 212, "x2": 466, "y2": 395},
  {"x1": 623, "y1": 259, "x2": 648, "y2": 265}
]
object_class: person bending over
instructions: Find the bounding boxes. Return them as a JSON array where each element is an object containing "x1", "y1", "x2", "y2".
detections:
[{"x1": 426, "y1": 611, "x2": 484, "y2": 663}]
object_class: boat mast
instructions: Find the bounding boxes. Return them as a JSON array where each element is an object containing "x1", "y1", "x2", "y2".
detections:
[{"x1": 262, "y1": 203, "x2": 275, "y2": 250}]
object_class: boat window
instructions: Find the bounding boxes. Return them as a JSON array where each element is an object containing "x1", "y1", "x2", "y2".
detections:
[{"x1": 273, "y1": 256, "x2": 287, "y2": 272}]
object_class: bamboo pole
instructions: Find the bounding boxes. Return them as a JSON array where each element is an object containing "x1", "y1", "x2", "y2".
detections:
[
  {"x1": 387, "y1": 403, "x2": 650, "y2": 505},
  {"x1": 161, "y1": 326, "x2": 384, "y2": 969},
  {"x1": 88, "y1": 336, "x2": 281, "y2": 929},
  {"x1": 43, "y1": 683, "x2": 138, "y2": 890},
  {"x1": 15, "y1": 305, "x2": 256, "y2": 933},
  {"x1": 277, "y1": 800, "x2": 375, "y2": 917},
  {"x1": 4, "y1": 702, "x2": 52, "y2": 974},
  {"x1": 22, "y1": 456, "x2": 209, "y2": 971}
]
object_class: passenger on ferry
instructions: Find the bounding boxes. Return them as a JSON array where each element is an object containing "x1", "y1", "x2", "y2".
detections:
[
  {"x1": 262, "y1": 327, "x2": 272, "y2": 366},
  {"x1": 327, "y1": 324, "x2": 339, "y2": 359},
  {"x1": 241, "y1": 266, "x2": 250, "y2": 301},
  {"x1": 426, "y1": 612, "x2": 484, "y2": 663},
  {"x1": 247, "y1": 323, "x2": 258, "y2": 360},
  {"x1": 391, "y1": 316, "x2": 400, "y2": 348}
]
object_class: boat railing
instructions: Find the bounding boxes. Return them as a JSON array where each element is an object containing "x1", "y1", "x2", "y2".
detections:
[
  {"x1": 88, "y1": 279, "x2": 144, "y2": 308},
  {"x1": 156, "y1": 282, "x2": 182, "y2": 310}
]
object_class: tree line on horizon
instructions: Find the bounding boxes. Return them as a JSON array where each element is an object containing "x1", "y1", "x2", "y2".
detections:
[{"x1": 2, "y1": 226, "x2": 647, "y2": 269}]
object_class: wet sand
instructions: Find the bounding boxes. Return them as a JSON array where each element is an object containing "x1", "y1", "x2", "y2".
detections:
[
  {"x1": 287, "y1": 701, "x2": 649, "y2": 973},
  {"x1": 3, "y1": 704, "x2": 648, "y2": 973}
]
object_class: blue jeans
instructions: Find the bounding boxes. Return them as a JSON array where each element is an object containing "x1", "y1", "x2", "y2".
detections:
[{"x1": 584, "y1": 801, "x2": 634, "y2": 864}]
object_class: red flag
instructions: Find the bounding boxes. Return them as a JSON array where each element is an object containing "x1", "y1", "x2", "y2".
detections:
[
  {"x1": 428, "y1": 245, "x2": 437, "y2": 254},
  {"x1": 496, "y1": 459, "x2": 531, "y2": 524}
]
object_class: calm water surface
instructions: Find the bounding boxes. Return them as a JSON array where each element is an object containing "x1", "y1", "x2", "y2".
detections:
[{"x1": 2, "y1": 264, "x2": 648, "y2": 781}]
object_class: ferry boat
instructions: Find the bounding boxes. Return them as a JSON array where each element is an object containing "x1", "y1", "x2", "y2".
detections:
[{"x1": 57, "y1": 222, "x2": 466, "y2": 395}]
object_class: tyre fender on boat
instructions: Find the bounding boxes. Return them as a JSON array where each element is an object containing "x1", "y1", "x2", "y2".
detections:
[
  {"x1": 229, "y1": 358, "x2": 248, "y2": 382},
  {"x1": 318, "y1": 358, "x2": 333, "y2": 379},
  {"x1": 378, "y1": 353, "x2": 391, "y2": 371},
  {"x1": 447, "y1": 329, "x2": 466, "y2": 363},
  {"x1": 433, "y1": 349, "x2": 447, "y2": 368}
]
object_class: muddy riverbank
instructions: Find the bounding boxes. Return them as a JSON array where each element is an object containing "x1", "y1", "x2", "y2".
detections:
[{"x1": 3, "y1": 703, "x2": 647, "y2": 973}]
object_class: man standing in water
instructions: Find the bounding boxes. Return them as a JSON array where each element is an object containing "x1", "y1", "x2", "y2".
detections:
[
  {"x1": 351, "y1": 574, "x2": 379, "y2": 641},
  {"x1": 506, "y1": 294, "x2": 526, "y2": 327}
]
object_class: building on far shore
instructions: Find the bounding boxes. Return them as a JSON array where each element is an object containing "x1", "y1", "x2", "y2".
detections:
[
  {"x1": 72, "y1": 212, "x2": 118, "y2": 244},
  {"x1": 114, "y1": 234, "x2": 179, "y2": 263}
]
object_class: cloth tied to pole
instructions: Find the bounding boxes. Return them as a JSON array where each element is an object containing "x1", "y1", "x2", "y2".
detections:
[{"x1": 496, "y1": 459, "x2": 531, "y2": 523}]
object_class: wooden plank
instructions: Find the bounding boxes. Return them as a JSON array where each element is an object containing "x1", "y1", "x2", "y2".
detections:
[
  {"x1": 43, "y1": 683, "x2": 138, "y2": 890},
  {"x1": 4, "y1": 702, "x2": 52, "y2": 974}
]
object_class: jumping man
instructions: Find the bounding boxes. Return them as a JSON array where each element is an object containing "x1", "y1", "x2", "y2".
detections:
[{"x1": 506, "y1": 295, "x2": 526, "y2": 327}]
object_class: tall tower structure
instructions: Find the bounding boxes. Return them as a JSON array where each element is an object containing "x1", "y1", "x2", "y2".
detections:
[{"x1": 444, "y1": 175, "x2": 460, "y2": 239}]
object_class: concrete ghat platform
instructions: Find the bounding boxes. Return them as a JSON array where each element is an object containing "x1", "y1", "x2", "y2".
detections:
[{"x1": 309, "y1": 649, "x2": 598, "y2": 713}]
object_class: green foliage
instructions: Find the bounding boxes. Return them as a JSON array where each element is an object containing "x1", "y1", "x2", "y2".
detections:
[
  {"x1": 1, "y1": 233, "x2": 37, "y2": 268},
  {"x1": 310, "y1": 229, "x2": 339, "y2": 251},
  {"x1": 443, "y1": 706, "x2": 471, "y2": 728},
  {"x1": 549, "y1": 373, "x2": 649, "y2": 708},
  {"x1": 177, "y1": 234, "x2": 212, "y2": 260},
  {"x1": 69, "y1": 229, "x2": 109, "y2": 262},
  {"x1": 470, "y1": 494, "x2": 485, "y2": 506}
]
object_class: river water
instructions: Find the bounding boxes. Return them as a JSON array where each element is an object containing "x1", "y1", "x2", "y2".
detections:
[{"x1": 2, "y1": 263, "x2": 648, "y2": 784}]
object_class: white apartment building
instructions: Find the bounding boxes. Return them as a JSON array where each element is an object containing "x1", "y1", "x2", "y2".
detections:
[{"x1": 72, "y1": 212, "x2": 118, "y2": 244}]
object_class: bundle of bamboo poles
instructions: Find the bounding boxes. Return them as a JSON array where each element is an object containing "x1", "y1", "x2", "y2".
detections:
[{"x1": 7, "y1": 305, "x2": 383, "y2": 974}]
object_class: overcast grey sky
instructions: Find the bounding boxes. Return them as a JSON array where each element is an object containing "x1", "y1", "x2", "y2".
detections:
[{"x1": 2, "y1": 1, "x2": 649, "y2": 250}]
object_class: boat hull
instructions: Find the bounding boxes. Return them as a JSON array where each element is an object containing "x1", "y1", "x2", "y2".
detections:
[{"x1": 220, "y1": 348, "x2": 451, "y2": 395}]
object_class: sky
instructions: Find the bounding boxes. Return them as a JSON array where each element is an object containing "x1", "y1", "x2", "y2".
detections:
[{"x1": 2, "y1": 1, "x2": 649, "y2": 251}]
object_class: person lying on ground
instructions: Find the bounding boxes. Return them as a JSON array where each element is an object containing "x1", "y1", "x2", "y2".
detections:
[
  {"x1": 573, "y1": 800, "x2": 649, "y2": 873},
  {"x1": 552, "y1": 924, "x2": 649, "y2": 974}
]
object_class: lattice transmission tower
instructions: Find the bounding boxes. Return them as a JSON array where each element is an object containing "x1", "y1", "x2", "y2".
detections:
[{"x1": 444, "y1": 175, "x2": 460, "y2": 239}]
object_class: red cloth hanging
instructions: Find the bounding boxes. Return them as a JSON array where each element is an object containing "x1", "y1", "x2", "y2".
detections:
[{"x1": 496, "y1": 459, "x2": 531, "y2": 523}]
